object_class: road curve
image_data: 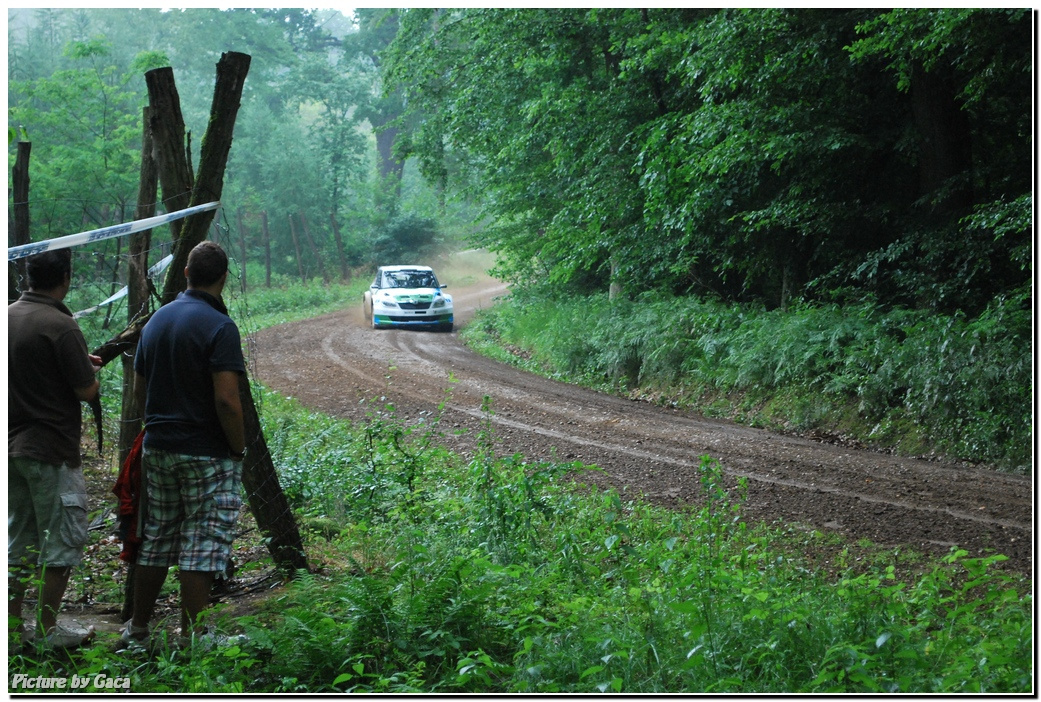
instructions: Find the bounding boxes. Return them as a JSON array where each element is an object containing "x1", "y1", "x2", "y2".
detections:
[{"x1": 252, "y1": 262, "x2": 1033, "y2": 574}]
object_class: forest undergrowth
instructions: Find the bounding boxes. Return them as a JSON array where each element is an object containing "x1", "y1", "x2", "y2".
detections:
[
  {"x1": 461, "y1": 287, "x2": 1032, "y2": 473},
  {"x1": 10, "y1": 388, "x2": 1032, "y2": 693}
]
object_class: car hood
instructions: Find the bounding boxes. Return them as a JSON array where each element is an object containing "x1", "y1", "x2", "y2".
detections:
[{"x1": 377, "y1": 287, "x2": 450, "y2": 303}]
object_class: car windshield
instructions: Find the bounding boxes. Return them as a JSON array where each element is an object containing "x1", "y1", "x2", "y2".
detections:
[{"x1": 382, "y1": 271, "x2": 437, "y2": 289}]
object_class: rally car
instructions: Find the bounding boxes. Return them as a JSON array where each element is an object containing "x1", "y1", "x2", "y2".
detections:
[{"x1": 362, "y1": 265, "x2": 454, "y2": 332}]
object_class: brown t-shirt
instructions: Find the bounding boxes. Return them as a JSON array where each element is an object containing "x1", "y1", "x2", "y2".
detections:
[{"x1": 8, "y1": 291, "x2": 97, "y2": 467}]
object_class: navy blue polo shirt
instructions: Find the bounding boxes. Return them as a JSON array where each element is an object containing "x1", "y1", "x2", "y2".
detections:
[{"x1": 135, "y1": 289, "x2": 245, "y2": 458}]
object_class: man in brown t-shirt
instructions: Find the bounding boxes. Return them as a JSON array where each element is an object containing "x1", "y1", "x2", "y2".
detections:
[{"x1": 8, "y1": 249, "x2": 101, "y2": 650}]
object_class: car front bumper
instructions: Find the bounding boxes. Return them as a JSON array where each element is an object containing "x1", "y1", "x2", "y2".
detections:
[{"x1": 374, "y1": 312, "x2": 453, "y2": 327}]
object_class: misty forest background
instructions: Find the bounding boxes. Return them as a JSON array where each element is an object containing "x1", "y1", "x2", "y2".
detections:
[
  {"x1": 7, "y1": 8, "x2": 1032, "y2": 469},
  {"x1": 5, "y1": 8, "x2": 1033, "y2": 694}
]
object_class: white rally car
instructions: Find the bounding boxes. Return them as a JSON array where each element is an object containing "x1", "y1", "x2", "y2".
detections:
[{"x1": 362, "y1": 265, "x2": 454, "y2": 332}]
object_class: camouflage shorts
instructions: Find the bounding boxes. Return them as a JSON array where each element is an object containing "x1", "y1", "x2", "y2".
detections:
[{"x1": 136, "y1": 449, "x2": 241, "y2": 575}]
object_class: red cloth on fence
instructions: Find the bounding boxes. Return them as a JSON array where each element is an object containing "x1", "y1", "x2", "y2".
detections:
[{"x1": 112, "y1": 430, "x2": 144, "y2": 562}]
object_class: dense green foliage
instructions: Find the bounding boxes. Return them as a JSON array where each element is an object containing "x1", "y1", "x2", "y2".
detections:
[
  {"x1": 12, "y1": 8, "x2": 1027, "y2": 313},
  {"x1": 10, "y1": 392, "x2": 1031, "y2": 692},
  {"x1": 463, "y1": 289, "x2": 1031, "y2": 471},
  {"x1": 7, "y1": 8, "x2": 473, "y2": 283},
  {"x1": 384, "y1": 8, "x2": 1031, "y2": 314}
]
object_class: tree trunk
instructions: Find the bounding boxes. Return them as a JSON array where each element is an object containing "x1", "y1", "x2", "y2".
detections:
[
  {"x1": 262, "y1": 210, "x2": 271, "y2": 288},
  {"x1": 238, "y1": 374, "x2": 308, "y2": 573},
  {"x1": 144, "y1": 67, "x2": 192, "y2": 247},
  {"x1": 237, "y1": 208, "x2": 248, "y2": 294},
  {"x1": 119, "y1": 106, "x2": 158, "y2": 468},
  {"x1": 300, "y1": 213, "x2": 329, "y2": 285},
  {"x1": 910, "y1": 61, "x2": 973, "y2": 215},
  {"x1": 119, "y1": 110, "x2": 156, "y2": 619},
  {"x1": 156, "y1": 52, "x2": 251, "y2": 303},
  {"x1": 608, "y1": 255, "x2": 621, "y2": 301},
  {"x1": 96, "y1": 51, "x2": 308, "y2": 576},
  {"x1": 10, "y1": 141, "x2": 31, "y2": 302},
  {"x1": 330, "y1": 212, "x2": 349, "y2": 282},
  {"x1": 375, "y1": 125, "x2": 404, "y2": 198},
  {"x1": 118, "y1": 108, "x2": 155, "y2": 612},
  {"x1": 289, "y1": 213, "x2": 306, "y2": 283},
  {"x1": 101, "y1": 238, "x2": 123, "y2": 331}
]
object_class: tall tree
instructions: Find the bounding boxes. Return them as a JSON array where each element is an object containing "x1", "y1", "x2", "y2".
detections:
[
  {"x1": 346, "y1": 9, "x2": 407, "y2": 199},
  {"x1": 385, "y1": 9, "x2": 663, "y2": 291},
  {"x1": 384, "y1": 8, "x2": 1031, "y2": 312},
  {"x1": 847, "y1": 8, "x2": 1032, "y2": 311},
  {"x1": 8, "y1": 38, "x2": 167, "y2": 238},
  {"x1": 292, "y1": 49, "x2": 369, "y2": 278}
]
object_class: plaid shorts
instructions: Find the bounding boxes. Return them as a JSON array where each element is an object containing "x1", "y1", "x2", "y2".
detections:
[
  {"x1": 137, "y1": 448, "x2": 242, "y2": 574},
  {"x1": 8, "y1": 457, "x2": 88, "y2": 568}
]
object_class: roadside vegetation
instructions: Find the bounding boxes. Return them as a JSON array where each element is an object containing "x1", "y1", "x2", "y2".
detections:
[
  {"x1": 9, "y1": 379, "x2": 1033, "y2": 693},
  {"x1": 462, "y1": 286, "x2": 1031, "y2": 473}
]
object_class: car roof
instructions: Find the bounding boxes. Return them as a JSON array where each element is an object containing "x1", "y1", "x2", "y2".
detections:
[{"x1": 379, "y1": 265, "x2": 434, "y2": 273}]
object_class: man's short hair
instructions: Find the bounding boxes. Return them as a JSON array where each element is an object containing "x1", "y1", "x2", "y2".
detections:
[
  {"x1": 186, "y1": 241, "x2": 229, "y2": 288},
  {"x1": 26, "y1": 249, "x2": 72, "y2": 291}
]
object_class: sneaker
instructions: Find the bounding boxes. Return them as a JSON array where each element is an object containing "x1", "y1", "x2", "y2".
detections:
[
  {"x1": 39, "y1": 624, "x2": 96, "y2": 651},
  {"x1": 117, "y1": 620, "x2": 150, "y2": 651},
  {"x1": 176, "y1": 629, "x2": 248, "y2": 653}
]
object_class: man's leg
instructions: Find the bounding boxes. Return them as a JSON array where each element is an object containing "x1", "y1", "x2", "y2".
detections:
[
  {"x1": 130, "y1": 564, "x2": 169, "y2": 635},
  {"x1": 8, "y1": 458, "x2": 36, "y2": 635},
  {"x1": 179, "y1": 570, "x2": 215, "y2": 635},
  {"x1": 130, "y1": 449, "x2": 178, "y2": 638},
  {"x1": 38, "y1": 565, "x2": 71, "y2": 633},
  {"x1": 178, "y1": 454, "x2": 241, "y2": 637},
  {"x1": 8, "y1": 565, "x2": 31, "y2": 636}
]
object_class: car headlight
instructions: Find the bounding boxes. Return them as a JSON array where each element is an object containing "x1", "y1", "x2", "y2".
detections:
[
  {"x1": 377, "y1": 295, "x2": 398, "y2": 308},
  {"x1": 432, "y1": 298, "x2": 446, "y2": 308}
]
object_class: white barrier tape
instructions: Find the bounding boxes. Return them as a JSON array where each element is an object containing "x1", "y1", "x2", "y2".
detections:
[
  {"x1": 7, "y1": 201, "x2": 220, "y2": 261},
  {"x1": 73, "y1": 254, "x2": 174, "y2": 318}
]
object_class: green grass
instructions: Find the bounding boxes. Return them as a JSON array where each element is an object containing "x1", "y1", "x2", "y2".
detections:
[
  {"x1": 10, "y1": 390, "x2": 1032, "y2": 693},
  {"x1": 461, "y1": 288, "x2": 1031, "y2": 472},
  {"x1": 229, "y1": 275, "x2": 367, "y2": 331}
]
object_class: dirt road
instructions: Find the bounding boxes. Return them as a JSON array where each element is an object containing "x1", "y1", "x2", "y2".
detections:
[{"x1": 253, "y1": 253, "x2": 1033, "y2": 574}]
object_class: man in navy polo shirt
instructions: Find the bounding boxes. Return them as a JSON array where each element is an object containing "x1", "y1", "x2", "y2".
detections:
[{"x1": 121, "y1": 240, "x2": 246, "y2": 649}]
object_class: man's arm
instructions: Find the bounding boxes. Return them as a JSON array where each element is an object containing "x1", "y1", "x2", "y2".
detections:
[
  {"x1": 72, "y1": 352, "x2": 102, "y2": 403},
  {"x1": 213, "y1": 370, "x2": 246, "y2": 457},
  {"x1": 134, "y1": 371, "x2": 147, "y2": 416},
  {"x1": 74, "y1": 378, "x2": 100, "y2": 403}
]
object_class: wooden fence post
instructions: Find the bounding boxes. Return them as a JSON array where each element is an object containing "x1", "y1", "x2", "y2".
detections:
[
  {"x1": 97, "y1": 52, "x2": 308, "y2": 576},
  {"x1": 10, "y1": 141, "x2": 31, "y2": 302}
]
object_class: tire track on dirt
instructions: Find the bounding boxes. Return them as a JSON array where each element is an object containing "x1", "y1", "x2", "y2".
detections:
[
  {"x1": 367, "y1": 329, "x2": 1031, "y2": 534},
  {"x1": 255, "y1": 265, "x2": 1033, "y2": 573}
]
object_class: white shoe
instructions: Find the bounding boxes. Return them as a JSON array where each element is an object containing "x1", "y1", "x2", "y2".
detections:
[
  {"x1": 117, "y1": 620, "x2": 150, "y2": 650},
  {"x1": 39, "y1": 624, "x2": 96, "y2": 650}
]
